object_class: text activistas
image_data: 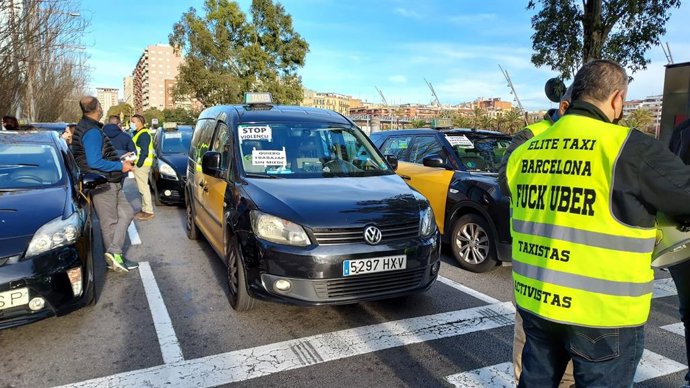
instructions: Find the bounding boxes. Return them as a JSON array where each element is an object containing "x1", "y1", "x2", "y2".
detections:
[{"x1": 514, "y1": 137, "x2": 597, "y2": 216}]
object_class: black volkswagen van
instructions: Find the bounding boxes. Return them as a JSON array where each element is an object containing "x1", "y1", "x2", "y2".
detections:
[{"x1": 186, "y1": 93, "x2": 440, "y2": 311}]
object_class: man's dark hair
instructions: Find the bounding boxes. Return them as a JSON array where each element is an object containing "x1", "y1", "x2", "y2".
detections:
[
  {"x1": 132, "y1": 114, "x2": 146, "y2": 125},
  {"x1": 2, "y1": 115, "x2": 19, "y2": 129},
  {"x1": 79, "y1": 96, "x2": 100, "y2": 114},
  {"x1": 571, "y1": 59, "x2": 628, "y2": 103},
  {"x1": 108, "y1": 115, "x2": 121, "y2": 124}
]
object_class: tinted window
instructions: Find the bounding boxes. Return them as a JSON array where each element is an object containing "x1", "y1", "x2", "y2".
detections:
[
  {"x1": 0, "y1": 143, "x2": 64, "y2": 189},
  {"x1": 211, "y1": 123, "x2": 231, "y2": 172},
  {"x1": 408, "y1": 136, "x2": 445, "y2": 164},
  {"x1": 161, "y1": 130, "x2": 192, "y2": 155},
  {"x1": 380, "y1": 136, "x2": 412, "y2": 161},
  {"x1": 446, "y1": 134, "x2": 511, "y2": 172},
  {"x1": 237, "y1": 122, "x2": 391, "y2": 178},
  {"x1": 190, "y1": 119, "x2": 214, "y2": 163}
]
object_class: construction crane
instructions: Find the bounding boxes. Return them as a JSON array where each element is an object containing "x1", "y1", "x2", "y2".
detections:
[
  {"x1": 662, "y1": 42, "x2": 674, "y2": 65},
  {"x1": 424, "y1": 78, "x2": 442, "y2": 107},
  {"x1": 374, "y1": 86, "x2": 388, "y2": 107},
  {"x1": 498, "y1": 64, "x2": 527, "y2": 125}
]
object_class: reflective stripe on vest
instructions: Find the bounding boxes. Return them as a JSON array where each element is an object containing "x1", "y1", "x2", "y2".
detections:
[
  {"x1": 506, "y1": 114, "x2": 655, "y2": 328},
  {"x1": 526, "y1": 119, "x2": 551, "y2": 137},
  {"x1": 132, "y1": 129, "x2": 154, "y2": 167}
]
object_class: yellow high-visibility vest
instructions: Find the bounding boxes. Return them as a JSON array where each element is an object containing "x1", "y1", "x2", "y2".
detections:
[
  {"x1": 506, "y1": 114, "x2": 655, "y2": 328},
  {"x1": 133, "y1": 129, "x2": 154, "y2": 167},
  {"x1": 526, "y1": 119, "x2": 551, "y2": 137}
]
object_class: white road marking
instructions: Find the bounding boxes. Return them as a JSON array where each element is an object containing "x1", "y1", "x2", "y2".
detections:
[
  {"x1": 653, "y1": 278, "x2": 677, "y2": 299},
  {"x1": 445, "y1": 361, "x2": 513, "y2": 387},
  {"x1": 57, "y1": 302, "x2": 516, "y2": 387},
  {"x1": 139, "y1": 262, "x2": 184, "y2": 364},
  {"x1": 661, "y1": 322, "x2": 685, "y2": 337},
  {"x1": 127, "y1": 172, "x2": 134, "y2": 179},
  {"x1": 437, "y1": 276, "x2": 502, "y2": 304},
  {"x1": 634, "y1": 349, "x2": 687, "y2": 383},
  {"x1": 444, "y1": 349, "x2": 686, "y2": 387},
  {"x1": 127, "y1": 221, "x2": 141, "y2": 245}
]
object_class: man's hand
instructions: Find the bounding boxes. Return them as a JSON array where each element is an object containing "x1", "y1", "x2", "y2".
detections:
[
  {"x1": 678, "y1": 222, "x2": 690, "y2": 233},
  {"x1": 122, "y1": 160, "x2": 134, "y2": 173}
]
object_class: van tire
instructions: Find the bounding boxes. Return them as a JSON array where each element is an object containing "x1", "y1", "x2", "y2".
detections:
[
  {"x1": 227, "y1": 237, "x2": 255, "y2": 311},
  {"x1": 450, "y1": 214, "x2": 499, "y2": 273},
  {"x1": 185, "y1": 194, "x2": 199, "y2": 240}
]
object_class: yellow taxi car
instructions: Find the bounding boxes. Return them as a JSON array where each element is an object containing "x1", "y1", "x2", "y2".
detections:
[{"x1": 370, "y1": 128, "x2": 512, "y2": 272}]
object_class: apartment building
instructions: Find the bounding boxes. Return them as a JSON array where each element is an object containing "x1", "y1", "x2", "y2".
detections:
[
  {"x1": 302, "y1": 89, "x2": 358, "y2": 115},
  {"x1": 96, "y1": 87, "x2": 118, "y2": 119},
  {"x1": 131, "y1": 44, "x2": 185, "y2": 112},
  {"x1": 123, "y1": 76, "x2": 134, "y2": 107},
  {"x1": 624, "y1": 95, "x2": 663, "y2": 131}
]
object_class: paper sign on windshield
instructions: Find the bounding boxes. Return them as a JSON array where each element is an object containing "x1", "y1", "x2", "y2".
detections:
[
  {"x1": 252, "y1": 148, "x2": 286, "y2": 166},
  {"x1": 166, "y1": 132, "x2": 182, "y2": 139},
  {"x1": 239, "y1": 125, "x2": 272, "y2": 142},
  {"x1": 446, "y1": 135, "x2": 474, "y2": 148}
]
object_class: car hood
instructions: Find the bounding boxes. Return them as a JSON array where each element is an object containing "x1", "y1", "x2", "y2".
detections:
[
  {"x1": 159, "y1": 154, "x2": 187, "y2": 176},
  {"x1": 0, "y1": 187, "x2": 67, "y2": 258},
  {"x1": 244, "y1": 175, "x2": 423, "y2": 228}
]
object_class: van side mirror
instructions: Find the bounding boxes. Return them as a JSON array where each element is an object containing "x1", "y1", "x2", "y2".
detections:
[
  {"x1": 201, "y1": 151, "x2": 223, "y2": 177},
  {"x1": 385, "y1": 155, "x2": 398, "y2": 171},
  {"x1": 81, "y1": 172, "x2": 107, "y2": 192},
  {"x1": 422, "y1": 155, "x2": 446, "y2": 169}
]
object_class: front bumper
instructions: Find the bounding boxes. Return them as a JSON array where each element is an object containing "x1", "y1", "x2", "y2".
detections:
[
  {"x1": 0, "y1": 246, "x2": 94, "y2": 330},
  {"x1": 155, "y1": 176, "x2": 185, "y2": 205},
  {"x1": 242, "y1": 231, "x2": 441, "y2": 305}
]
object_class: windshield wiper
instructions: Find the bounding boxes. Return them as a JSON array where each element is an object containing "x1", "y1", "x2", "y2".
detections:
[
  {"x1": 0, "y1": 163, "x2": 39, "y2": 168},
  {"x1": 243, "y1": 173, "x2": 279, "y2": 179}
]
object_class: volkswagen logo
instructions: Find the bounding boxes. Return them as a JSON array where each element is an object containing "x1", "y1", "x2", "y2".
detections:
[{"x1": 364, "y1": 225, "x2": 382, "y2": 245}]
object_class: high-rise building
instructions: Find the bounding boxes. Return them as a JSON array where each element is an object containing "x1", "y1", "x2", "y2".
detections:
[
  {"x1": 132, "y1": 44, "x2": 185, "y2": 112},
  {"x1": 123, "y1": 76, "x2": 134, "y2": 107},
  {"x1": 96, "y1": 87, "x2": 119, "y2": 120}
]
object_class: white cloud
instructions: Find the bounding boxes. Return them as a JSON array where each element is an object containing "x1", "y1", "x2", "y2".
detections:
[
  {"x1": 388, "y1": 75, "x2": 407, "y2": 84},
  {"x1": 394, "y1": 7, "x2": 422, "y2": 19}
]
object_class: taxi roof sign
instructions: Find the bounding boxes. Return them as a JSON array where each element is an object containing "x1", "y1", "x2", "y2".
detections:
[
  {"x1": 244, "y1": 92, "x2": 273, "y2": 105},
  {"x1": 163, "y1": 122, "x2": 177, "y2": 129}
]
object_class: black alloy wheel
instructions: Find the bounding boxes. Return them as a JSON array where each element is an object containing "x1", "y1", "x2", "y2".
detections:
[
  {"x1": 451, "y1": 213, "x2": 499, "y2": 273},
  {"x1": 226, "y1": 236, "x2": 255, "y2": 311}
]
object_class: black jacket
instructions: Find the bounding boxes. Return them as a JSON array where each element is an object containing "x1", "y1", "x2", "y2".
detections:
[
  {"x1": 71, "y1": 117, "x2": 123, "y2": 183},
  {"x1": 501, "y1": 101, "x2": 690, "y2": 228},
  {"x1": 669, "y1": 118, "x2": 690, "y2": 165}
]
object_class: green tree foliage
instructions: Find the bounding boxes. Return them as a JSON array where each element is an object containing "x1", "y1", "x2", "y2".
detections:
[
  {"x1": 451, "y1": 113, "x2": 472, "y2": 128},
  {"x1": 163, "y1": 107, "x2": 197, "y2": 124},
  {"x1": 502, "y1": 108, "x2": 526, "y2": 134},
  {"x1": 622, "y1": 108, "x2": 655, "y2": 134},
  {"x1": 142, "y1": 108, "x2": 165, "y2": 127},
  {"x1": 527, "y1": 0, "x2": 681, "y2": 79},
  {"x1": 409, "y1": 119, "x2": 427, "y2": 128},
  {"x1": 169, "y1": 0, "x2": 309, "y2": 107},
  {"x1": 106, "y1": 103, "x2": 134, "y2": 122}
]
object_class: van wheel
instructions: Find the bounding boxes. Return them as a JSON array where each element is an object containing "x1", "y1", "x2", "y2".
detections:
[
  {"x1": 226, "y1": 237, "x2": 255, "y2": 311},
  {"x1": 451, "y1": 214, "x2": 499, "y2": 273},
  {"x1": 185, "y1": 195, "x2": 199, "y2": 240}
]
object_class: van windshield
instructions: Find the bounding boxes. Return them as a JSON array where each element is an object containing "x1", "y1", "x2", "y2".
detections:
[{"x1": 237, "y1": 122, "x2": 393, "y2": 178}]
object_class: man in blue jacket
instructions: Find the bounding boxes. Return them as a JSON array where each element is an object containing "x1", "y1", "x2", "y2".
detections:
[
  {"x1": 104, "y1": 115, "x2": 136, "y2": 157},
  {"x1": 71, "y1": 96, "x2": 137, "y2": 272}
]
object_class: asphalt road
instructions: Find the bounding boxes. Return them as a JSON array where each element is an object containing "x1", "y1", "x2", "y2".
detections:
[{"x1": 0, "y1": 178, "x2": 687, "y2": 388}]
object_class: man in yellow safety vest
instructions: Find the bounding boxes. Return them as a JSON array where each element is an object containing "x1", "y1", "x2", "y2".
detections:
[
  {"x1": 506, "y1": 59, "x2": 690, "y2": 387},
  {"x1": 131, "y1": 114, "x2": 155, "y2": 221}
]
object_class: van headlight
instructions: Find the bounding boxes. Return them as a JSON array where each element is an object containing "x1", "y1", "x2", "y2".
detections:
[
  {"x1": 420, "y1": 207, "x2": 436, "y2": 238},
  {"x1": 159, "y1": 161, "x2": 178, "y2": 180},
  {"x1": 25, "y1": 212, "x2": 82, "y2": 258},
  {"x1": 250, "y1": 211, "x2": 311, "y2": 246}
]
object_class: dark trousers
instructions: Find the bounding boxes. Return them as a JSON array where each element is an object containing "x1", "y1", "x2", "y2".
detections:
[
  {"x1": 670, "y1": 259, "x2": 690, "y2": 383},
  {"x1": 518, "y1": 308, "x2": 644, "y2": 388}
]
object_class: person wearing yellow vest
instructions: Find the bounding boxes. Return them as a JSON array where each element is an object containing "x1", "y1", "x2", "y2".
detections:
[
  {"x1": 507, "y1": 59, "x2": 690, "y2": 387},
  {"x1": 131, "y1": 114, "x2": 155, "y2": 221},
  {"x1": 498, "y1": 80, "x2": 575, "y2": 387}
]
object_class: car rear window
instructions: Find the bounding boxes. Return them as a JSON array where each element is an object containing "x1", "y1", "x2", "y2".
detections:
[{"x1": 446, "y1": 134, "x2": 511, "y2": 172}]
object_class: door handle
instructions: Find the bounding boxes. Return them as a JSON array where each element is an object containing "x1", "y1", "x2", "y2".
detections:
[{"x1": 400, "y1": 175, "x2": 411, "y2": 181}]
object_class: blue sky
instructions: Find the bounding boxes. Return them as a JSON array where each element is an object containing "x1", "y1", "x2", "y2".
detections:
[{"x1": 82, "y1": 0, "x2": 690, "y2": 111}]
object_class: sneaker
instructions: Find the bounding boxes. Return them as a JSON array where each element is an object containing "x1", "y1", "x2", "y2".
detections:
[
  {"x1": 104, "y1": 252, "x2": 128, "y2": 273},
  {"x1": 122, "y1": 257, "x2": 139, "y2": 270},
  {"x1": 135, "y1": 212, "x2": 154, "y2": 221}
]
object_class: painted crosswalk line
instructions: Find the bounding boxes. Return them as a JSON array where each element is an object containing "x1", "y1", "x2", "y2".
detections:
[
  {"x1": 661, "y1": 322, "x2": 685, "y2": 337},
  {"x1": 127, "y1": 221, "x2": 141, "y2": 245},
  {"x1": 58, "y1": 302, "x2": 515, "y2": 387},
  {"x1": 445, "y1": 349, "x2": 686, "y2": 387}
]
